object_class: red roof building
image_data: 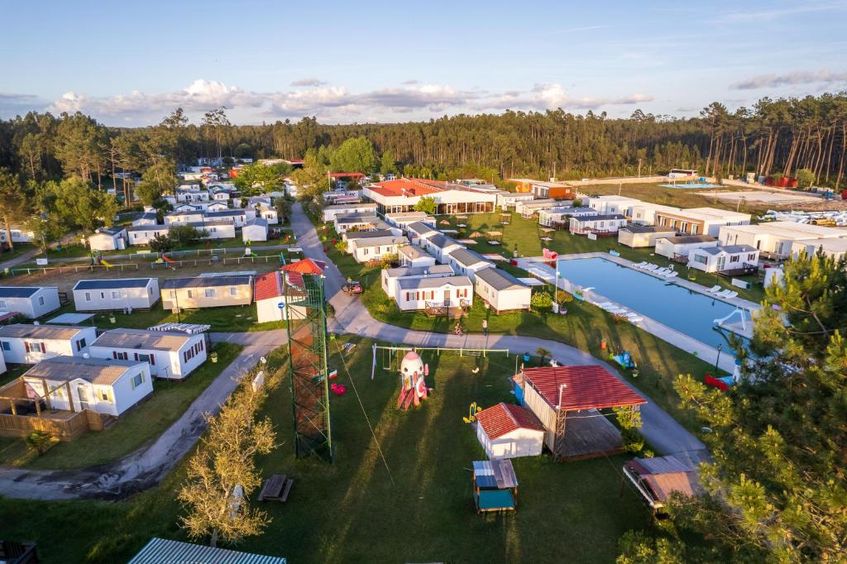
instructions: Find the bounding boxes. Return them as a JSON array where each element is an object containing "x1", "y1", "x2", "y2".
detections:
[
  {"x1": 254, "y1": 271, "x2": 283, "y2": 302},
  {"x1": 281, "y1": 258, "x2": 326, "y2": 275},
  {"x1": 477, "y1": 402, "x2": 543, "y2": 439},
  {"x1": 475, "y1": 402, "x2": 545, "y2": 459},
  {"x1": 367, "y1": 178, "x2": 445, "y2": 198},
  {"x1": 521, "y1": 365, "x2": 645, "y2": 411},
  {"x1": 329, "y1": 172, "x2": 365, "y2": 180}
]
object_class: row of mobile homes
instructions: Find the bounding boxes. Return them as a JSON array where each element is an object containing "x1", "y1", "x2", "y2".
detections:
[
  {"x1": 655, "y1": 235, "x2": 719, "y2": 262},
  {"x1": 89, "y1": 328, "x2": 207, "y2": 380},
  {"x1": 22, "y1": 356, "x2": 153, "y2": 417},
  {"x1": 474, "y1": 268, "x2": 532, "y2": 313},
  {"x1": 0, "y1": 286, "x2": 60, "y2": 319},
  {"x1": 718, "y1": 221, "x2": 847, "y2": 259},
  {"x1": 72, "y1": 278, "x2": 160, "y2": 311},
  {"x1": 0, "y1": 324, "x2": 96, "y2": 364},
  {"x1": 161, "y1": 275, "x2": 254, "y2": 310},
  {"x1": 617, "y1": 225, "x2": 677, "y2": 248}
]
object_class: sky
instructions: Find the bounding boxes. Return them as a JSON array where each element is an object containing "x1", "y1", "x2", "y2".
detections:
[{"x1": 1, "y1": 0, "x2": 846, "y2": 126}]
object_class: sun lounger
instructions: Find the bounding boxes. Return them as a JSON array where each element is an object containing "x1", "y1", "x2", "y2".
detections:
[
  {"x1": 707, "y1": 285, "x2": 722, "y2": 293},
  {"x1": 654, "y1": 268, "x2": 670, "y2": 276},
  {"x1": 665, "y1": 271, "x2": 678, "y2": 279},
  {"x1": 643, "y1": 264, "x2": 657, "y2": 271},
  {"x1": 724, "y1": 290, "x2": 738, "y2": 299}
]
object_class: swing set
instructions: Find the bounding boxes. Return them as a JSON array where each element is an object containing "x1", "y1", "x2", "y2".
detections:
[{"x1": 370, "y1": 344, "x2": 511, "y2": 380}]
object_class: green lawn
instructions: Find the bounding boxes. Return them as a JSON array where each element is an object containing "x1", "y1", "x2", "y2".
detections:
[
  {"x1": 577, "y1": 182, "x2": 764, "y2": 214},
  {"x1": 0, "y1": 343, "x2": 243, "y2": 469},
  {"x1": 0, "y1": 337, "x2": 656, "y2": 563},
  {"x1": 0, "y1": 243, "x2": 36, "y2": 263}
]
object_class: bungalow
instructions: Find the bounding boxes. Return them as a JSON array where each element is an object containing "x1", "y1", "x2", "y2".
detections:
[
  {"x1": 22, "y1": 356, "x2": 153, "y2": 417},
  {"x1": 475, "y1": 402, "x2": 545, "y2": 459},
  {"x1": 127, "y1": 224, "x2": 170, "y2": 246},
  {"x1": 420, "y1": 233, "x2": 464, "y2": 263},
  {"x1": 474, "y1": 268, "x2": 532, "y2": 313},
  {"x1": 0, "y1": 286, "x2": 61, "y2": 319},
  {"x1": 406, "y1": 221, "x2": 440, "y2": 246},
  {"x1": 617, "y1": 225, "x2": 677, "y2": 248},
  {"x1": 321, "y1": 202, "x2": 378, "y2": 223},
  {"x1": 72, "y1": 278, "x2": 160, "y2": 311},
  {"x1": 719, "y1": 221, "x2": 847, "y2": 259},
  {"x1": 381, "y1": 264, "x2": 455, "y2": 299},
  {"x1": 89, "y1": 328, "x2": 207, "y2": 380},
  {"x1": 257, "y1": 206, "x2": 279, "y2": 225},
  {"x1": 242, "y1": 217, "x2": 269, "y2": 242},
  {"x1": 538, "y1": 206, "x2": 597, "y2": 228},
  {"x1": 0, "y1": 324, "x2": 97, "y2": 364},
  {"x1": 398, "y1": 245, "x2": 436, "y2": 268},
  {"x1": 88, "y1": 227, "x2": 128, "y2": 251},
  {"x1": 655, "y1": 235, "x2": 719, "y2": 261},
  {"x1": 396, "y1": 275, "x2": 473, "y2": 311},
  {"x1": 688, "y1": 245, "x2": 759, "y2": 274},
  {"x1": 569, "y1": 214, "x2": 627, "y2": 235},
  {"x1": 653, "y1": 207, "x2": 750, "y2": 237},
  {"x1": 445, "y1": 248, "x2": 494, "y2": 280},
  {"x1": 132, "y1": 211, "x2": 159, "y2": 226},
  {"x1": 161, "y1": 274, "x2": 254, "y2": 310},
  {"x1": 347, "y1": 235, "x2": 406, "y2": 263}
]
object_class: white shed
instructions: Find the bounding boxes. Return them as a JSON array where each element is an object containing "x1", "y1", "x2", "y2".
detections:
[
  {"x1": 0, "y1": 324, "x2": 97, "y2": 364},
  {"x1": 72, "y1": 278, "x2": 160, "y2": 311},
  {"x1": 0, "y1": 286, "x2": 61, "y2": 319},
  {"x1": 475, "y1": 402, "x2": 545, "y2": 459},
  {"x1": 242, "y1": 217, "x2": 269, "y2": 242},
  {"x1": 474, "y1": 268, "x2": 532, "y2": 313},
  {"x1": 21, "y1": 356, "x2": 153, "y2": 417}
]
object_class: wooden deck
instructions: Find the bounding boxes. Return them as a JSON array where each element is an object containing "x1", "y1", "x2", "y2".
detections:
[{"x1": 557, "y1": 410, "x2": 624, "y2": 461}]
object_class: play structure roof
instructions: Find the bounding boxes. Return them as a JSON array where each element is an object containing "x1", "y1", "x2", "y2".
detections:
[
  {"x1": 522, "y1": 366, "x2": 646, "y2": 411},
  {"x1": 477, "y1": 402, "x2": 543, "y2": 439},
  {"x1": 473, "y1": 459, "x2": 518, "y2": 489}
]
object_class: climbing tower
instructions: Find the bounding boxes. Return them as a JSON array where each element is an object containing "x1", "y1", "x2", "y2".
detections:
[{"x1": 283, "y1": 259, "x2": 333, "y2": 462}]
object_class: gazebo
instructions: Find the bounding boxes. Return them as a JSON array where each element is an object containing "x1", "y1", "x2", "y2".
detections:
[{"x1": 514, "y1": 365, "x2": 646, "y2": 460}]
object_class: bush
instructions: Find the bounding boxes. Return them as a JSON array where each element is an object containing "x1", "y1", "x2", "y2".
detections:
[
  {"x1": 26, "y1": 430, "x2": 56, "y2": 455},
  {"x1": 169, "y1": 224, "x2": 205, "y2": 246},
  {"x1": 530, "y1": 291, "x2": 554, "y2": 312},
  {"x1": 555, "y1": 290, "x2": 573, "y2": 303},
  {"x1": 334, "y1": 240, "x2": 347, "y2": 253},
  {"x1": 149, "y1": 233, "x2": 173, "y2": 253}
]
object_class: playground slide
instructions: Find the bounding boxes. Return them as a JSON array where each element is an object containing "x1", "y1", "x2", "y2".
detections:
[
  {"x1": 161, "y1": 254, "x2": 176, "y2": 264},
  {"x1": 100, "y1": 259, "x2": 113, "y2": 268}
]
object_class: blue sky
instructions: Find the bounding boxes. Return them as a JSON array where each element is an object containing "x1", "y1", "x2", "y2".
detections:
[{"x1": 1, "y1": 0, "x2": 845, "y2": 125}]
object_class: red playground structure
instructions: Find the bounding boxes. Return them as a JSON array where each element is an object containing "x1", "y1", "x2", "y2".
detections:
[{"x1": 396, "y1": 351, "x2": 430, "y2": 410}]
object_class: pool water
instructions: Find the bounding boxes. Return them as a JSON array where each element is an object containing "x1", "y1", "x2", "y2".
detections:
[
  {"x1": 557, "y1": 258, "x2": 739, "y2": 348},
  {"x1": 659, "y1": 182, "x2": 723, "y2": 189}
]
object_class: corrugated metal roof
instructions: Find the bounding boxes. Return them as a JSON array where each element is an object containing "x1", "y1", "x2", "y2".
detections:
[
  {"x1": 522, "y1": 365, "x2": 646, "y2": 411},
  {"x1": 74, "y1": 278, "x2": 154, "y2": 290},
  {"x1": 474, "y1": 267, "x2": 527, "y2": 291},
  {"x1": 0, "y1": 286, "x2": 42, "y2": 298},
  {"x1": 129, "y1": 537, "x2": 287, "y2": 564},
  {"x1": 0, "y1": 323, "x2": 88, "y2": 340},
  {"x1": 162, "y1": 275, "x2": 252, "y2": 289},
  {"x1": 398, "y1": 275, "x2": 472, "y2": 290},
  {"x1": 446, "y1": 248, "x2": 490, "y2": 268}
]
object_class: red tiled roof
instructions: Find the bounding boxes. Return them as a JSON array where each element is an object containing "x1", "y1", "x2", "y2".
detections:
[
  {"x1": 522, "y1": 365, "x2": 646, "y2": 411},
  {"x1": 330, "y1": 172, "x2": 365, "y2": 179},
  {"x1": 368, "y1": 178, "x2": 445, "y2": 198},
  {"x1": 281, "y1": 258, "x2": 326, "y2": 275},
  {"x1": 254, "y1": 271, "x2": 282, "y2": 301},
  {"x1": 476, "y1": 402, "x2": 544, "y2": 439}
]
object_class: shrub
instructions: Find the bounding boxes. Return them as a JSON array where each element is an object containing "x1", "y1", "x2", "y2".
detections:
[
  {"x1": 26, "y1": 430, "x2": 56, "y2": 455},
  {"x1": 530, "y1": 291, "x2": 553, "y2": 312},
  {"x1": 555, "y1": 290, "x2": 573, "y2": 303}
]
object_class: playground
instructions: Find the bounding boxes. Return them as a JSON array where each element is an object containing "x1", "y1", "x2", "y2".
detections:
[{"x1": 0, "y1": 336, "x2": 653, "y2": 563}]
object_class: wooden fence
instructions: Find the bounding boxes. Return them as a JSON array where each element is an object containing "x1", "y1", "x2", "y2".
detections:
[{"x1": 0, "y1": 409, "x2": 91, "y2": 441}]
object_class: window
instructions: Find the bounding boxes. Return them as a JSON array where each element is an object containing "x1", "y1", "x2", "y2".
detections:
[
  {"x1": 730, "y1": 256, "x2": 740, "y2": 263},
  {"x1": 169, "y1": 290, "x2": 176, "y2": 299},
  {"x1": 693, "y1": 254, "x2": 708, "y2": 265},
  {"x1": 131, "y1": 373, "x2": 144, "y2": 389},
  {"x1": 187, "y1": 290, "x2": 193, "y2": 298},
  {"x1": 0, "y1": 341, "x2": 9, "y2": 351},
  {"x1": 748, "y1": 253, "x2": 757, "y2": 261},
  {"x1": 205, "y1": 288, "x2": 216, "y2": 298},
  {"x1": 111, "y1": 291, "x2": 120, "y2": 299},
  {"x1": 229, "y1": 287, "x2": 237, "y2": 296},
  {"x1": 112, "y1": 351, "x2": 128, "y2": 360},
  {"x1": 100, "y1": 390, "x2": 110, "y2": 402},
  {"x1": 0, "y1": 300, "x2": 4, "y2": 309},
  {"x1": 85, "y1": 292, "x2": 91, "y2": 301},
  {"x1": 76, "y1": 338, "x2": 86, "y2": 351}
]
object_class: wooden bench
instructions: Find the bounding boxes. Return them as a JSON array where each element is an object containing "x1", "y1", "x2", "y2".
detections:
[{"x1": 258, "y1": 474, "x2": 294, "y2": 503}]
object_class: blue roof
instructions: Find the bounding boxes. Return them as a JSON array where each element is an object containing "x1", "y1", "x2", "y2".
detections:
[
  {"x1": 74, "y1": 278, "x2": 154, "y2": 290},
  {"x1": 129, "y1": 537, "x2": 286, "y2": 564},
  {"x1": 0, "y1": 286, "x2": 41, "y2": 298}
]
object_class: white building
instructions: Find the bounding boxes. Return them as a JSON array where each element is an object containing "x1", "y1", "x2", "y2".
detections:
[
  {"x1": 127, "y1": 224, "x2": 171, "y2": 246},
  {"x1": 72, "y1": 278, "x2": 160, "y2": 311},
  {"x1": 192, "y1": 220, "x2": 236, "y2": 240},
  {"x1": 655, "y1": 235, "x2": 719, "y2": 261},
  {"x1": 495, "y1": 191, "x2": 535, "y2": 211},
  {"x1": 0, "y1": 286, "x2": 61, "y2": 319},
  {"x1": 398, "y1": 245, "x2": 436, "y2": 268},
  {"x1": 420, "y1": 234, "x2": 464, "y2": 263},
  {"x1": 515, "y1": 199, "x2": 557, "y2": 217},
  {"x1": 688, "y1": 245, "x2": 760, "y2": 274},
  {"x1": 445, "y1": 248, "x2": 494, "y2": 281},
  {"x1": 161, "y1": 274, "x2": 254, "y2": 310},
  {"x1": 242, "y1": 218, "x2": 269, "y2": 242},
  {"x1": 0, "y1": 324, "x2": 96, "y2": 364},
  {"x1": 363, "y1": 178, "x2": 496, "y2": 215},
  {"x1": 253, "y1": 270, "x2": 307, "y2": 324},
  {"x1": 719, "y1": 221, "x2": 847, "y2": 258},
  {"x1": 474, "y1": 268, "x2": 532, "y2": 313},
  {"x1": 586, "y1": 195, "x2": 644, "y2": 216},
  {"x1": 538, "y1": 206, "x2": 597, "y2": 227},
  {"x1": 569, "y1": 214, "x2": 627, "y2": 235},
  {"x1": 406, "y1": 221, "x2": 440, "y2": 246},
  {"x1": 164, "y1": 210, "x2": 205, "y2": 225},
  {"x1": 22, "y1": 356, "x2": 153, "y2": 417},
  {"x1": 205, "y1": 209, "x2": 252, "y2": 228},
  {"x1": 475, "y1": 402, "x2": 545, "y2": 459},
  {"x1": 653, "y1": 207, "x2": 750, "y2": 237},
  {"x1": 347, "y1": 235, "x2": 406, "y2": 263},
  {"x1": 395, "y1": 275, "x2": 473, "y2": 311},
  {"x1": 89, "y1": 328, "x2": 207, "y2": 380},
  {"x1": 791, "y1": 237, "x2": 847, "y2": 261},
  {"x1": 321, "y1": 202, "x2": 378, "y2": 223},
  {"x1": 384, "y1": 211, "x2": 436, "y2": 231},
  {"x1": 132, "y1": 211, "x2": 159, "y2": 226},
  {"x1": 617, "y1": 225, "x2": 677, "y2": 248},
  {"x1": 334, "y1": 213, "x2": 390, "y2": 234},
  {"x1": 257, "y1": 206, "x2": 279, "y2": 225},
  {"x1": 381, "y1": 264, "x2": 455, "y2": 300},
  {"x1": 88, "y1": 227, "x2": 128, "y2": 251}
]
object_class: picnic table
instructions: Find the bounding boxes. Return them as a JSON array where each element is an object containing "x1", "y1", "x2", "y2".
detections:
[{"x1": 258, "y1": 474, "x2": 294, "y2": 503}]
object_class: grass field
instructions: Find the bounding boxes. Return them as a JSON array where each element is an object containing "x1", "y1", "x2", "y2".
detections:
[
  {"x1": 0, "y1": 343, "x2": 243, "y2": 469},
  {"x1": 0, "y1": 338, "x2": 656, "y2": 563},
  {"x1": 577, "y1": 182, "x2": 761, "y2": 213}
]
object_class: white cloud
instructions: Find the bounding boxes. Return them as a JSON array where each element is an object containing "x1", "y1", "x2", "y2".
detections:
[
  {"x1": 731, "y1": 69, "x2": 847, "y2": 90},
  {"x1": 290, "y1": 78, "x2": 327, "y2": 87},
  {"x1": 42, "y1": 79, "x2": 655, "y2": 124}
]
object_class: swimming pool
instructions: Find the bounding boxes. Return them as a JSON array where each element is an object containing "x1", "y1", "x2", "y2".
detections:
[
  {"x1": 557, "y1": 258, "x2": 739, "y2": 348},
  {"x1": 659, "y1": 182, "x2": 723, "y2": 189}
]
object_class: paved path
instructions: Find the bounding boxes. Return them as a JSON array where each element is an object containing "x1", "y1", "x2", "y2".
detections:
[
  {"x1": 0, "y1": 340, "x2": 275, "y2": 500},
  {"x1": 0, "y1": 247, "x2": 39, "y2": 271}
]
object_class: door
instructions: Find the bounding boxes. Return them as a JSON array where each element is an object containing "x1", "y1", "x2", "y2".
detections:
[
  {"x1": 77, "y1": 385, "x2": 91, "y2": 411},
  {"x1": 716, "y1": 255, "x2": 726, "y2": 272},
  {"x1": 444, "y1": 289, "x2": 451, "y2": 307}
]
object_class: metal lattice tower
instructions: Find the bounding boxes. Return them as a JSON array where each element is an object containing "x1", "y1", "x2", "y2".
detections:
[{"x1": 283, "y1": 271, "x2": 333, "y2": 462}]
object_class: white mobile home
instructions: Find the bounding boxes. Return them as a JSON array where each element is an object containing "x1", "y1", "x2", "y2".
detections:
[
  {"x1": 475, "y1": 402, "x2": 545, "y2": 459},
  {"x1": 161, "y1": 275, "x2": 254, "y2": 310},
  {"x1": 22, "y1": 356, "x2": 153, "y2": 417},
  {"x1": 164, "y1": 210, "x2": 205, "y2": 225},
  {"x1": 242, "y1": 218, "x2": 269, "y2": 242},
  {"x1": 0, "y1": 286, "x2": 61, "y2": 319},
  {"x1": 381, "y1": 264, "x2": 455, "y2": 299},
  {"x1": 445, "y1": 248, "x2": 494, "y2": 281},
  {"x1": 132, "y1": 211, "x2": 159, "y2": 226},
  {"x1": 0, "y1": 324, "x2": 96, "y2": 364},
  {"x1": 89, "y1": 328, "x2": 207, "y2": 380},
  {"x1": 384, "y1": 212, "x2": 436, "y2": 231},
  {"x1": 0, "y1": 226, "x2": 35, "y2": 244},
  {"x1": 653, "y1": 207, "x2": 750, "y2": 237},
  {"x1": 73, "y1": 278, "x2": 160, "y2": 311},
  {"x1": 496, "y1": 191, "x2": 535, "y2": 211},
  {"x1": 617, "y1": 225, "x2": 677, "y2": 248},
  {"x1": 205, "y1": 209, "x2": 251, "y2": 228},
  {"x1": 538, "y1": 206, "x2": 596, "y2": 228},
  {"x1": 474, "y1": 268, "x2": 532, "y2": 313},
  {"x1": 321, "y1": 202, "x2": 378, "y2": 223},
  {"x1": 791, "y1": 237, "x2": 847, "y2": 261},
  {"x1": 655, "y1": 235, "x2": 719, "y2": 261},
  {"x1": 398, "y1": 245, "x2": 436, "y2": 268},
  {"x1": 688, "y1": 245, "x2": 759, "y2": 274},
  {"x1": 569, "y1": 214, "x2": 627, "y2": 235},
  {"x1": 347, "y1": 235, "x2": 406, "y2": 263},
  {"x1": 406, "y1": 221, "x2": 440, "y2": 246},
  {"x1": 515, "y1": 199, "x2": 557, "y2": 217},
  {"x1": 127, "y1": 225, "x2": 171, "y2": 246},
  {"x1": 719, "y1": 221, "x2": 847, "y2": 258},
  {"x1": 88, "y1": 227, "x2": 128, "y2": 251},
  {"x1": 420, "y1": 234, "x2": 464, "y2": 263},
  {"x1": 396, "y1": 275, "x2": 473, "y2": 311}
]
